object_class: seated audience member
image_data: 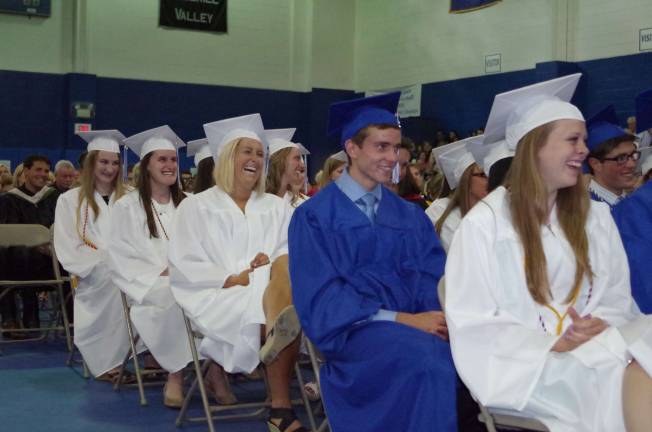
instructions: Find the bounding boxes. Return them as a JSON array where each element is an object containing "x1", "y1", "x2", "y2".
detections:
[
  {"x1": 613, "y1": 153, "x2": 652, "y2": 314},
  {"x1": 289, "y1": 93, "x2": 457, "y2": 432},
  {"x1": 398, "y1": 163, "x2": 428, "y2": 209},
  {"x1": 316, "y1": 151, "x2": 347, "y2": 190},
  {"x1": 0, "y1": 155, "x2": 59, "y2": 337},
  {"x1": 585, "y1": 107, "x2": 639, "y2": 208},
  {"x1": 428, "y1": 136, "x2": 488, "y2": 252},
  {"x1": 53, "y1": 160, "x2": 76, "y2": 193},
  {"x1": 53, "y1": 131, "x2": 131, "y2": 379},
  {"x1": 0, "y1": 163, "x2": 9, "y2": 176},
  {"x1": 12, "y1": 163, "x2": 25, "y2": 189},
  {"x1": 265, "y1": 128, "x2": 310, "y2": 210},
  {"x1": 0, "y1": 173, "x2": 12, "y2": 193},
  {"x1": 446, "y1": 73, "x2": 652, "y2": 432},
  {"x1": 169, "y1": 114, "x2": 306, "y2": 432}
]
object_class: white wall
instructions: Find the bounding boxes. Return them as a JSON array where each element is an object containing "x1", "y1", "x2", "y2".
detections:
[
  {"x1": 568, "y1": 0, "x2": 652, "y2": 62},
  {"x1": 311, "y1": 0, "x2": 355, "y2": 89},
  {"x1": 0, "y1": 1, "x2": 73, "y2": 74}
]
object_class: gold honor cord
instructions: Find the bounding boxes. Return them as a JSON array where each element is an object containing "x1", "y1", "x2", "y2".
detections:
[
  {"x1": 543, "y1": 289, "x2": 581, "y2": 336},
  {"x1": 78, "y1": 203, "x2": 99, "y2": 250}
]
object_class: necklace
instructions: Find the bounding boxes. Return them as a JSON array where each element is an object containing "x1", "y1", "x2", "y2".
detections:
[{"x1": 152, "y1": 202, "x2": 170, "y2": 240}]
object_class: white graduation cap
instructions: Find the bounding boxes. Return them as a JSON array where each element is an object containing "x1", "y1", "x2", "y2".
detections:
[
  {"x1": 467, "y1": 136, "x2": 514, "y2": 176},
  {"x1": 432, "y1": 138, "x2": 477, "y2": 189},
  {"x1": 203, "y1": 114, "x2": 266, "y2": 162},
  {"x1": 265, "y1": 128, "x2": 311, "y2": 157},
  {"x1": 484, "y1": 73, "x2": 584, "y2": 151},
  {"x1": 124, "y1": 125, "x2": 186, "y2": 160},
  {"x1": 77, "y1": 130, "x2": 125, "y2": 154},
  {"x1": 187, "y1": 138, "x2": 212, "y2": 167},
  {"x1": 639, "y1": 146, "x2": 652, "y2": 176},
  {"x1": 330, "y1": 150, "x2": 348, "y2": 163}
]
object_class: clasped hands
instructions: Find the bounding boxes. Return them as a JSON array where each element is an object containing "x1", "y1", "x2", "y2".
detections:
[
  {"x1": 223, "y1": 252, "x2": 270, "y2": 288},
  {"x1": 552, "y1": 307, "x2": 608, "y2": 352},
  {"x1": 397, "y1": 311, "x2": 448, "y2": 341}
]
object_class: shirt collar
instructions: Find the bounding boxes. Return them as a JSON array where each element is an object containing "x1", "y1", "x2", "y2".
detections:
[
  {"x1": 335, "y1": 169, "x2": 382, "y2": 204},
  {"x1": 589, "y1": 178, "x2": 624, "y2": 206}
]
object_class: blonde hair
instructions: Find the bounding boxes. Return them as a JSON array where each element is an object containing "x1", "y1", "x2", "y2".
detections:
[
  {"x1": 506, "y1": 122, "x2": 592, "y2": 305},
  {"x1": 76, "y1": 150, "x2": 126, "y2": 228},
  {"x1": 213, "y1": 138, "x2": 266, "y2": 195},
  {"x1": 12, "y1": 163, "x2": 24, "y2": 188},
  {"x1": 317, "y1": 157, "x2": 346, "y2": 189},
  {"x1": 435, "y1": 164, "x2": 478, "y2": 234}
]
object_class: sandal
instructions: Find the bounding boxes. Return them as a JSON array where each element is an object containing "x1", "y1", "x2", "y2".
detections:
[
  {"x1": 260, "y1": 305, "x2": 301, "y2": 365},
  {"x1": 267, "y1": 408, "x2": 308, "y2": 432}
]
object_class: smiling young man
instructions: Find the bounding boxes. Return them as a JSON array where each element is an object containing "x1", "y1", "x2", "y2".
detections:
[
  {"x1": 586, "y1": 121, "x2": 640, "y2": 208},
  {"x1": 0, "y1": 155, "x2": 59, "y2": 337},
  {"x1": 288, "y1": 93, "x2": 457, "y2": 432}
]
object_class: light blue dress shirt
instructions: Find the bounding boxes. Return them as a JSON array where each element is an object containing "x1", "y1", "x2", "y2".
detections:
[{"x1": 335, "y1": 169, "x2": 397, "y2": 323}]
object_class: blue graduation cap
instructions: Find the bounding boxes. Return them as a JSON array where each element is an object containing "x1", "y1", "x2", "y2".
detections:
[
  {"x1": 636, "y1": 88, "x2": 652, "y2": 133},
  {"x1": 586, "y1": 105, "x2": 618, "y2": 129},
  {"x1": 587, "y1": 121, "x2": 632, "y2": 153},
  {"x1": 327, "y1": 92, "x2": 401, "y2": 146}
]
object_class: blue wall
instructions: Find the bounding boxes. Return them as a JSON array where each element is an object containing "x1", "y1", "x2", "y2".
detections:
[{"x1": 1, "y1": 51, "x2": 652, "y2": 177}]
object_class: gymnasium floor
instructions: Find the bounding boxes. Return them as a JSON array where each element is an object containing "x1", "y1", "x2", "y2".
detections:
[{"x1": 0, "y1": 340, "x2": 316, "y2": 432}]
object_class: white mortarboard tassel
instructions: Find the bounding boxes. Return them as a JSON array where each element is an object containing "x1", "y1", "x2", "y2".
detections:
[
  {"x1": 123, "y1": 125, "x2": 186, "y2": 160},
  {"x1": 467, "y1": 136, "x2": 514, "y2": 176},
  {"x1": 77, "y1": 130, "x2": 125, "y2": 154},
  {"x1": 203, "y1": 114, "x2": 267, "y2": 164},
  {"x1": 187, "y1": 138, "x2": 212, "y2": 167},
  {"x1": 432, "y1": 138, "x2": 477, "y2": 189},
  {"x1": 483, "y1": 73, "x2": 584, "y2": 151}
]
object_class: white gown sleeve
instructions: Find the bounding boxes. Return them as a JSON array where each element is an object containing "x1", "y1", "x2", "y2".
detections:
[
  {"x1": 108, "y1": 197, "x2": 165, "y2": 304},
  {"x1": 53, "y1": 192, "x2": 105, "y2": 278},
  {"x1": 270, "y1": 199, "x2": 291, "y2": 261},
  {"x1": 445, "y1": 208, "x2": 558, "y2": 410}
]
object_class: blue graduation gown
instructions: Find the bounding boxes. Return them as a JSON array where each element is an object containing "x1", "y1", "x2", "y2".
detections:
[
  {"x1": 613, "y1": 181, "x2": 652, "y2": 313},
  {"x1": 288, "y1": 183, "x2": 457, "y2": 432}
]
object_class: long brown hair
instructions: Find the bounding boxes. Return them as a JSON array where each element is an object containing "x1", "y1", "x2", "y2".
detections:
[
  {"x1": 506, "y1": 122, "x2": 592, "y2": 305},
  {"x1": 266, "y1": 147, "x2": 302, "y2": 205},
  {"x1": 193, "y1": 157, "x2": 215, "y2": 194},
  {"x1": 76, "y1": 150, "x2": 126, "y2": 229},
  {"x1": 435, "y1": 164, "x2": 478, "y2": 235},
  {"x1": 137, "y1": 151, "x2": 186, "y2": 238}
]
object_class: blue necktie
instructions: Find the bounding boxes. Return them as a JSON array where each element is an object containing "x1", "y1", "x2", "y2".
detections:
[{"x1": 357, "y1": 193, "x2": 377, "y2": 224}]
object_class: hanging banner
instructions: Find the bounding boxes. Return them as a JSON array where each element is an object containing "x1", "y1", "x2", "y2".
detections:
[
  {"x1": 365, "y1": 84, "x2": 422, "y2": 118},
  {"x1": 450, "y1": 0, "x2": 501, "y2": 14},
  {"x1": 159, "y1": 0, "x2": 227, "y2": 33}
]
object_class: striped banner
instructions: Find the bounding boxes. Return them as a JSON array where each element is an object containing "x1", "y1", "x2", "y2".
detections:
[{"x1": 450, "y1": 0, "x2": 501, "y2": 14}]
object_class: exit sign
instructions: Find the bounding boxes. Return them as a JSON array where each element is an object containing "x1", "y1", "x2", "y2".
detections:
[{"x1": 74, "y1": 123, "x2": 92, "y2": 134}]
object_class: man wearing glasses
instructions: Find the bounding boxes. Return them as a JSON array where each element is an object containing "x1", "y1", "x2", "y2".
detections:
[{"x1": 586, "y1": 120, "x2": 640, "y2": 209}]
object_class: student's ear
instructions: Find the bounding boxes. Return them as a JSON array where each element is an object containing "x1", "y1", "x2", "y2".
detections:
[{"x1": 344, "y1": 140, "x2": 358, "y2": 161}]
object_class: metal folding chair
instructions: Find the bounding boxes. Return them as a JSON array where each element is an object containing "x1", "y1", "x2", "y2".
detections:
[
  {"x1": 304, "y1": 336, "x2": 330, "y2": 432},
  {"x1": 63, "y1": 275, "x2": 90, "y2": 379},
  {"x1": 176, "y1": 311, "x2": 316, "y2": 432},
  {"x1": 0, "y1": 224, "x2": 72, "y2": 350},
  {"x1": 437, "y1": 276, "x2": 549, "y2": 432},
  {"x1": 112, "y1": 291, "x2": 166, "y2": 406}
]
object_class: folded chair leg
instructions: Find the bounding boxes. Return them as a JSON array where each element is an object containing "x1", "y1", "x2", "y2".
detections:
[
  {"x1": 57, "y1": 283, "x2": 73, "y2": 352},
  {"x1": 177, "y1": 313, "x2": 215, "y2": 432}
]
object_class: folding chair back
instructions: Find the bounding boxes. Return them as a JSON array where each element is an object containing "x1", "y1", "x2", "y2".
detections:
[{"x1": 0, "y1": 224, "x2": 72, "y2": 348}]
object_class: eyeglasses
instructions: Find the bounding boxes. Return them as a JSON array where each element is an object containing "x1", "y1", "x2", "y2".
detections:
[
  {"x1": 601, "y1": 150, "x2": 641, "y2": 165},
  {"x1": 471, "y1": 172, "x2": 487, "y2": 178}
]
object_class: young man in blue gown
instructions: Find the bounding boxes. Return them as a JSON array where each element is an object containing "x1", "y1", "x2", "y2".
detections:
[{"x1": 288, "y1": 93, "x2": 457, "y2": 432}]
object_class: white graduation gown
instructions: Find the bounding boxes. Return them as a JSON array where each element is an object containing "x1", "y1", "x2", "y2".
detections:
[
  {"x1": 437, "y1": 207, "x2": 461, "y2": 253},
  {"x1": 169, "y1": 186, "x2": 291, "y2": 374},
  {"x1": 445, "y1": 186, "x2": 652, "y2": 432},
  {"x1": 425, "y1": 197, "x2": 450, "y2": 227},
  {"x1": 53, "y1": 188, "x2": 130, "y2": 377},
  {"x1": 108, "y1": 191, "x2": 192, "y2": 373}
]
